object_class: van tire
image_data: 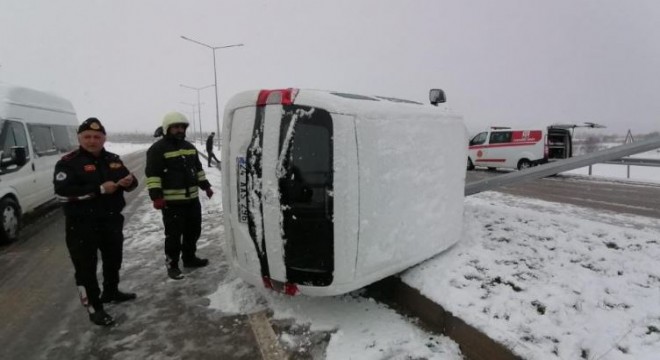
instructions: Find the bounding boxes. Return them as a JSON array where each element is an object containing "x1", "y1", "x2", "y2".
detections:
[
  {"x1": 467, "y1": 158, "x2": 475, "y2": 170},
  {"x1": 517, "y1": 159, "x2": 532, "y2": 170},
  {"x1": 0, "y1": 198, "x2": 20, "y2": 243}
]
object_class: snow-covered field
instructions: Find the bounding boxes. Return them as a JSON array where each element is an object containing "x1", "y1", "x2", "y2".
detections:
[
  {"x1": 106, "y1": 142, "x2": 659, "y2": 359},
  {"x1": 566, "y1": 149, "x2": 660, "y2": 185},
  {"x1": 405, "y1": 191, "x2": 660, "y2": 360}
]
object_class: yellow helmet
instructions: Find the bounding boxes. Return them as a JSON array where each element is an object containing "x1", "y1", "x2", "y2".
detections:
[{"x1": 162, "y1": 111, "x2": 189, "y2": 133}]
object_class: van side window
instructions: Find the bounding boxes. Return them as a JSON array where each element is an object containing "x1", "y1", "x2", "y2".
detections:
[
  {"x1": 52, "y1": 125, "x2": 77, "y2": 153},
  {"x1": 28, "y1": 124, "x2": 58, "y2": 156},
  {"x1": 489, "y1": 131, "x2": 512, "y2": 144},
  {"x1": 470, "y1": 132, "x2": 488, "y2": 146},
  {"x1": 0, "y1": 120, "x2": 30, "y2": 162}
]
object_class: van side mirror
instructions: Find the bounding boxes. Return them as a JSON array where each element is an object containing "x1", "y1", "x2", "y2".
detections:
[
  {"x1": 11, "y1": 146, "x2": 27, "y2": 167},
  {"x1": 429, "y1": 89, "x2": 446, "y2": 106}
]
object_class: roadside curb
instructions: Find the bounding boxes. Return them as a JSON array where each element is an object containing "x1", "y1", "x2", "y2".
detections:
[{"x1": 367, "y1": 277, "x2": 522, "y2": 360}]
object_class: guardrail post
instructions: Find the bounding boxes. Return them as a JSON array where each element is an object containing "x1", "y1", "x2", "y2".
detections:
[
  {"x1": 588, "y1": 165, "x2": 592, "y2": 176},
  {"x1": 627, "y1": 165, "x2": 631, "y2": 179}
]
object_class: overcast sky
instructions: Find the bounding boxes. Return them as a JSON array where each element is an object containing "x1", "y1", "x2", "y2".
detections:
[{"x1": 1, "y1": 0, "x2": 659, "y2": 136}]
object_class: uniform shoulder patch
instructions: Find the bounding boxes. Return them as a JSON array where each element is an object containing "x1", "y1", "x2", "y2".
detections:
[
  {"x1": 61, "y1": 149, "x2": 80, "y2": 161},
  {"x1": 55, "y1": 171, "x2": 67, "y2": 181}
]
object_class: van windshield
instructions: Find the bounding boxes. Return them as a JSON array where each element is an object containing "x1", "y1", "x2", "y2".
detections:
[{"x1": 0, "y1": 119, "x2": 30, "y2": 171}]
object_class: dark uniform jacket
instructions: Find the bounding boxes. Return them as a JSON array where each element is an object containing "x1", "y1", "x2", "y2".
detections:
[
  {"x1": 146, "y1": 135, "x2": 211, "y2": 203},
  {"x1": 54, "y1": 147, "x2": 138, "y2": 218},
  {"x1": 206, "y1": 135, "x2": 214, "y2": 152}
]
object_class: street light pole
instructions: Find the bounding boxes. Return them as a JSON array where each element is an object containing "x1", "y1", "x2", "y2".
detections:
[
  {"x1": 180, "y1": 35, "x2": 244, "y2": 150},
  {"x1": 180, "y1": 84, "x2": 214, "y2": 145},
  {"x1": 179, "y1": 101, "x2": 197, "y2": 143}
]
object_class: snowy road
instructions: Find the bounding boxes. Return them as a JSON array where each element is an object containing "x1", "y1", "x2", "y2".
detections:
[{"x1": 466, "y1": 169, "x2": 660, "y2": 218}]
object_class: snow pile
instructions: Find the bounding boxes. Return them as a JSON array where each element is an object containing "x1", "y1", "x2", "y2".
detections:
[{"x1": 404, "y1": 191, "x2": 660, "y2": 360}]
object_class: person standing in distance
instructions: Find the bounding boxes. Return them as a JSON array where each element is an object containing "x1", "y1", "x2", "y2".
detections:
[
  {"x1": 146, "y1": 112, "x2": 214, "y2": 280},
  {"x1": 54, "y1": 117, "x2": 138, "y2": 327},
  {"x1": 205, "y1": 132, "x2": 221, "y2": 168}
]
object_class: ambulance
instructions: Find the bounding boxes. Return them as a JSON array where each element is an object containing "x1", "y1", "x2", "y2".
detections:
[
  {"x1": 221, "y1": 88, "x2": 466, "y2": 296},
  {"x1": 467, "y1": 126, "x2": 574, "y2": 170}
]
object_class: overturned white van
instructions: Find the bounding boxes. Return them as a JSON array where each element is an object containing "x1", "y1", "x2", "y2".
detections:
[
  {"x1": 0, "y1": 84, "x2": 79, "y2": 242},
  {"x1": 221, "y1": 88, "x2": 467, "y2": 296}
]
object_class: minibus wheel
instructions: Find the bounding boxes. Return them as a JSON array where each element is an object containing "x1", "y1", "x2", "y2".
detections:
[
  {"x1": 517, "y1": 159, "x2": 532, "y2": 170},
  {"x1": 467, "y1": 158, "x2": 475, "y2": 170},
  {"x1": 0, "y1": 198, "x2": 20, "y2": 243}
]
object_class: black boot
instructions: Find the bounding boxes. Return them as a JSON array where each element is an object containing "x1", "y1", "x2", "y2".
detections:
[
  {"x1": 101, "y1": 289, "x2": 137, "y2": 303},
  {"x1": 167, "y1": 267, "x2": 184, "y2": 280},
  {"x1": 183, "y1": 257, "x2": 209, "y2": 268},
  {"x1": 89, "y1": 309, "x2": 115, "y2": 326}
]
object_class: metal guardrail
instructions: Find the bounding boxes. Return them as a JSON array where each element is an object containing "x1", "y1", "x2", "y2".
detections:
[
  {"x1": 602, "y1": 157, "x2": 660, "y2": 167},
  {"x1": 465, "y1": 136, "x2": 660, "y2": 196},
  {"x1": 586, "y1": 156, "x2": 660, "y2": 179}
]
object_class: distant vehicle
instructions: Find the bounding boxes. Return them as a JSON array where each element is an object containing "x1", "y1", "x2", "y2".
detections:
[
  {"x1": 221, "y1": 88, "x2": 466, "y2": 296},
  {"x1": 0, "y1": 84, "x2": 79, "y2": 242},
  {"x1": 467, "y1": 126, "x2": 579, "y2": 171}
]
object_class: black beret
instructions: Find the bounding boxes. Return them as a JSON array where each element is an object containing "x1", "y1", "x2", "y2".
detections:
[{"x1": 78, "y1": 117, "x2": 106, "y2": 134}]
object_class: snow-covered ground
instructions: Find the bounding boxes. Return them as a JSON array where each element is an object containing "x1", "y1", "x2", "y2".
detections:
[
  {"x1": 405, "y1": 191, "x2": 660, "y2": 360},
  {"x1": 105, "y1": 142, "x2": 659, "y2": 359}
]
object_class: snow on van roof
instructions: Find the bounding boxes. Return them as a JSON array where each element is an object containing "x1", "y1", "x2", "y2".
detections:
[
  {"x1": 0, "y1": 83, "x2": 76, "y2": 116},
  {"x1": 224, "y1": 88, "x2": 459, "y2": 119}
]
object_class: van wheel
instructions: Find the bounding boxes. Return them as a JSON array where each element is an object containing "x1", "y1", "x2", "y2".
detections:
[
  {"x1": 467, "y1": 158, "x2": 475, "y2": 170},
  {"x1": 517, "y1": 159, "x2": 532, "y2": 170},
  {"x1": 0, "y1": 198, "x2": 20, "y2": 243}
]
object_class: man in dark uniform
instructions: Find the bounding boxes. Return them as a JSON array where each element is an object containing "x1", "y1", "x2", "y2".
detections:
[
  {"x1": 54, "y1": 117, "x2": 138, "y2": 327},
  {"x1": 146, "y1": 112, "x2": 214, "y2": 280},
  {"x1": 205, "y1": 132, "x2": 220, "y2": 168}
]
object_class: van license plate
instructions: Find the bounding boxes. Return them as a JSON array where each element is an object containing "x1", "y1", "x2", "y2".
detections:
[{"x1": 237, "y1": 157, "x2": 248, "y2": 223}]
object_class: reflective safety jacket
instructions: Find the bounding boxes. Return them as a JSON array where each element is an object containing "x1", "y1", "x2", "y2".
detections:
[{"x1": 145, "y1": 136, "x2": 211, "y2": 203}]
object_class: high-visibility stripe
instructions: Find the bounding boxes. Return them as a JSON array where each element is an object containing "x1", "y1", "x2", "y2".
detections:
[
  {"x1": 197, "y1": 171, "x2": 207, "y2": 181},
  {"x1": 163, "y1": 187, "x2": 199, "y2": 195},
  {"x1": 164, "y1": 149, "x2": 197, "y2": 158},
  {"x1": 146, "y1": 177, "x2": 162, "y2": 189}
]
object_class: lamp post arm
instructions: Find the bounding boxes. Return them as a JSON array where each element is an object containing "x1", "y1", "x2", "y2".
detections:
[{"x1": 180, "y1": 35, "x2": 214, "y2": 49}]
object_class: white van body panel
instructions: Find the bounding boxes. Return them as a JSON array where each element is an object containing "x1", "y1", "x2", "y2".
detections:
[
  {"x1": 222, "y1": 89, "x2": 466, "y2": 296},
  {"x1": 224, "y1": 105, "x2": 260, "y2": 276},
  {"x1": 355, "y1": 113, "x2": 465, "y2": 281},
  {"x1": 0, "y1": 84, "x2": 78, "y2": 229}
]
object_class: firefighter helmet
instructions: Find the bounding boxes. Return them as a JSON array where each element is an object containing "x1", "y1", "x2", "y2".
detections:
[{"x1": 162, "y1": 111, "x2": 189, "y2": 133}]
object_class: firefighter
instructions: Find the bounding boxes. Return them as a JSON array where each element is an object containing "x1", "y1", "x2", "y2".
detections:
[
  {"x1": 54, "y1": 117, "x2": 138, "y2": 327},
  {"x1": 146, "y1": 111, "x2": 214, "y2": 280}
]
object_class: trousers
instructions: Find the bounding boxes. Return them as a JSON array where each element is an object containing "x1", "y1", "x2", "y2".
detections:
[
  {"x1": 65, "y1": 214, "x2": 124, "y2": 311},
  {"x1": 207, "y1": 149, "x2": 220, "y2": 167},
  {"x1": 162, "y1": 200, "x2": 202, "y2": 268}
]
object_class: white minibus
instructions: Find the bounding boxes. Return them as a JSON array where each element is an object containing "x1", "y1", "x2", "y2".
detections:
[
  {"x1": 0, "y1": 84, "x2": 78, "y2": 242},
  {"x1": 221, "y1": 88, "x2": 466, "y2": 296}
]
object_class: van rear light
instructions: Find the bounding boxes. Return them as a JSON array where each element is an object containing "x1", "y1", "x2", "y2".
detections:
[
  {"x1": 262, "y1": 276, "x2": 273, "y2": 289},
  {"x1": 257, "y1": 88, "x2": 299, "y2": 106},
  {"x1": 261, "y1": 276, "x2": 300, "y2": 296},
  {"x1": 284, "y1": 283, "x2": 299, "y2": 296}
]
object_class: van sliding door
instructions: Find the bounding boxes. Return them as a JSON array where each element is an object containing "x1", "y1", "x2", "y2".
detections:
[{"x1": 278, "y1": 106, "x2": 334, "y2": 286}]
